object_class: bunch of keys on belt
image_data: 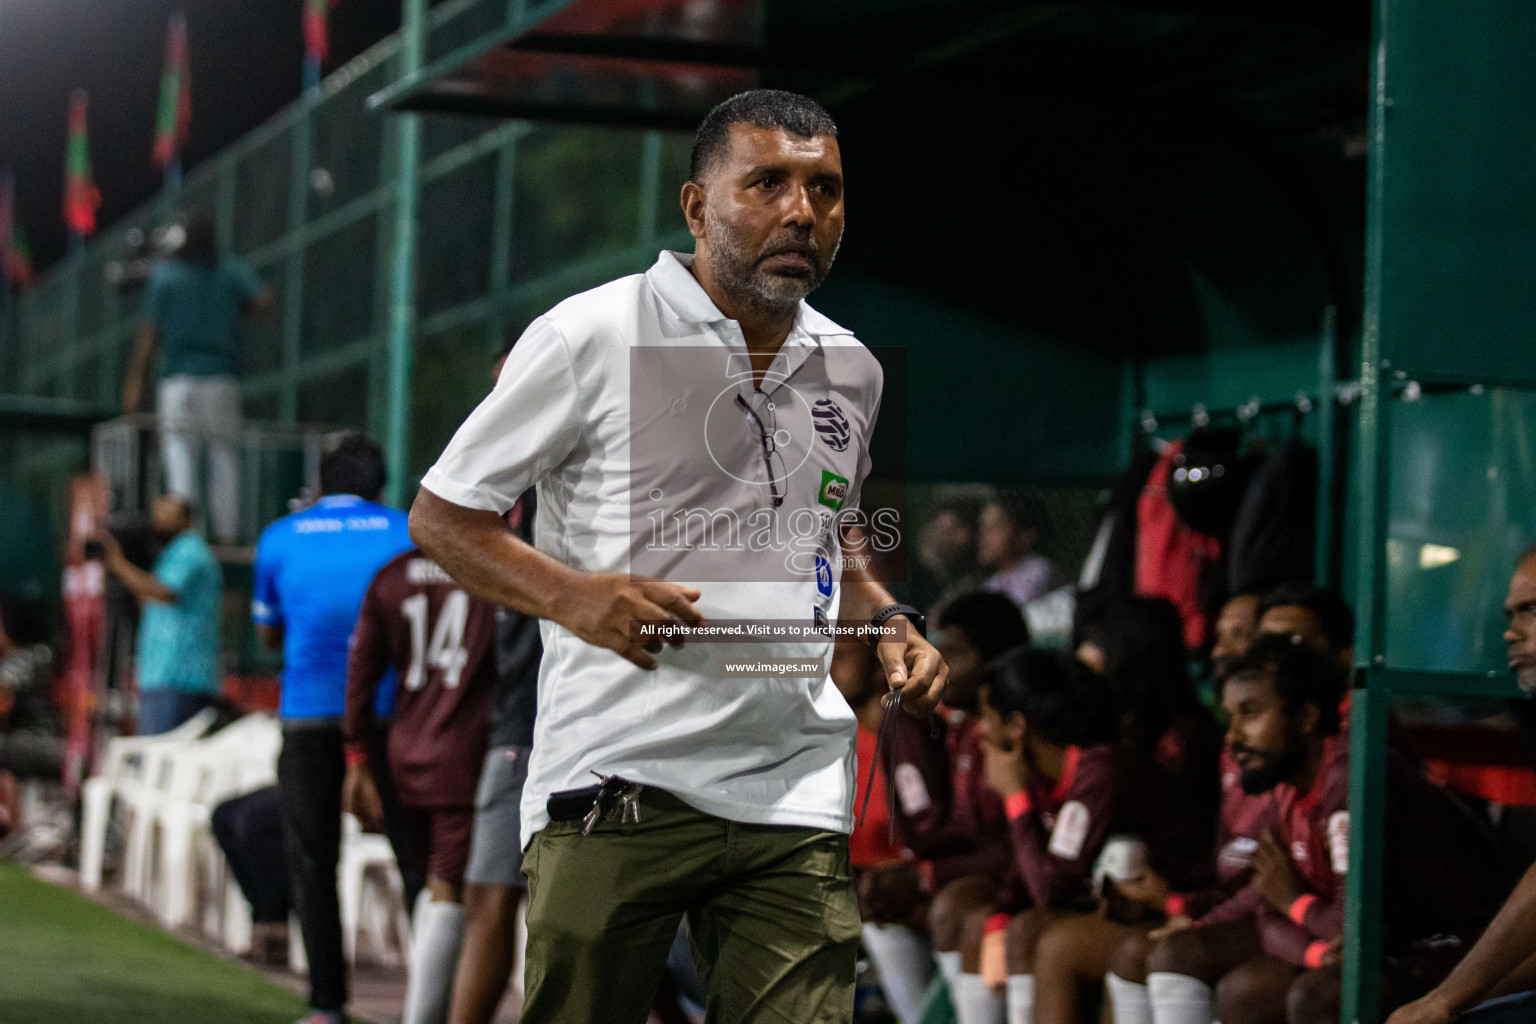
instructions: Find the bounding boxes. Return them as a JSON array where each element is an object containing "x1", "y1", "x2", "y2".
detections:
[{"x1": 583, "y1": 772, "x2": 644, "y2": 835}]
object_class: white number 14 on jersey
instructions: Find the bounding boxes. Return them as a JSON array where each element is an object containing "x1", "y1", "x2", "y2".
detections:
[{"x1": 401, "y1": 590, "x2": 470, "y2": 690}]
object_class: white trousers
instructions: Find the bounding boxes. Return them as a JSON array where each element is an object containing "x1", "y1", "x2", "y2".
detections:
[{"x1": 158, "y1": 373, "x2": 241, "y2": 544}]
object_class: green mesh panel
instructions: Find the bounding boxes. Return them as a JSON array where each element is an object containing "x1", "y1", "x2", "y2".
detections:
[
  {"x1": 419, "y1": 153, "x2": 496, "y2": 319},
  {"x1": 511, "y1": 126, "x2": 644, "y2": 282},
  {"x1": 240, "y1": 268, "x2": 286, "y2": 378},
  {"x1": 311, "y1": 59, "x2": 392, "y2": 216},
  {"x1": 298, "y1": 363, "x2": 371, "y2": 429},
  {"x1": 410, "y1": 320, "x2": 490, "y2": 477},
  {"x1": 232, "y1": 126, "x2": 294, "y2": 256},
  {"x1": 427, "y1": 0, "x2": 514, "y2": 66},
  {"x1": 301, "y1": 212, "x2": 379, "y2": 356}
]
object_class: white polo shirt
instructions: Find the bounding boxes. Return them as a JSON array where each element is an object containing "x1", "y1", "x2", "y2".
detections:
[{"x1": 422, "y1": 251, "x2": 885, "y2": 846}]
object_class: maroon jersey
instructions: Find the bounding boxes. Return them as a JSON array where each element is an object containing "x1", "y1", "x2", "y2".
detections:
[
  {"x1": 1252, "y1": 733, "x2": 1516, "y2": 968},
  {"x1": 344, "y1": 550, "x2": 498, "y2": 807},
  {"x1": 885, "y1": 710, "x2": 1012, "y2": 889},
  {"x1": 1171, "y1": 746, "x2": 1276, "y2": 923},
  {"x1": 996, "y1": 735, "x2": 1218, "y2": 913},
  {"x1": 1001, "y1": 743, "x2": 1121, "y2": 909}
]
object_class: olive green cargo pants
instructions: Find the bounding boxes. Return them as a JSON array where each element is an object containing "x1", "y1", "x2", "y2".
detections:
[{"x1": 518, "y1": 787, "x2": 861, "y2": 1024}]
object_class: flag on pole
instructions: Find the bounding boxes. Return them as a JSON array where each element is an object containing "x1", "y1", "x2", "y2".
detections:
[
  {"x1": 153, "y1": 12, "x2": 191, "y2": 169},
  {"x1": 64, "y1": 90, "x2": 102, "y2": 238},
  {"x1": 304, "y1": 0, "x2": 337, "y2": 64}
]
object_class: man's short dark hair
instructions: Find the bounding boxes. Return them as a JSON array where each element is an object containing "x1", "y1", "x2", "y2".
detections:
[
  {"x1": 689, "y1": 89, "x2": 838, "y2": 184},
  {"x1": 1257, "y1": 584, "x2": 1355, "y2": 653},
  {"x1": 1227, "y1": 632, "x2": 1344, "y2": 737},
  {"x1": 981, "y1": 648, "x2": 1116, "y2": 747},
  {"x1": 319, "y1": 433, "x2": 386, "y2": 501},
  {"x1": 936, "y1": 590, "x2": 1031, "y2": 661}
]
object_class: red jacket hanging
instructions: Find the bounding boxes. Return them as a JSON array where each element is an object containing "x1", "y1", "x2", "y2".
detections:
[{"x1": 1135, "y1": 440, "x2": 1221, "y2": 648}]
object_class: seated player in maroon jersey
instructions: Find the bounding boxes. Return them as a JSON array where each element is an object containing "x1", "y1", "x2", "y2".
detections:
[
  {"x1": 1022, "y1": 595, "x2": 1232, "y2": 1024},
  {"x1": 343, "y1": 551, "x2": 499, "y2": 1024},
  {"x1": 1144, "y1": 635, "x2": 1517, "y2": 1024},
  {"x1": 1098, "y1": 591, "x2": 1270, "y2": 1024},
  {"x1": 947, "y1": 648, "x2": 1119, "y2": 1024},
  {"x1": 875, "y1": 591, "x2": 1030, "y2": 1006},
  {"x1": 991, "y1": 597, "x2": 1220, "y2": 1024}
]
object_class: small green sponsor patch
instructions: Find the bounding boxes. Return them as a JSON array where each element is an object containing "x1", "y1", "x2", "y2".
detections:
[{"x1": 818, "y1": 470, "x2": 849, "y2": 510}]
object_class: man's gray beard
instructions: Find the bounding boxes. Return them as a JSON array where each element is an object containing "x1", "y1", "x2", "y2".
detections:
[{"x1": 702, "y1": 202, "x2": 839, "y2": 319}]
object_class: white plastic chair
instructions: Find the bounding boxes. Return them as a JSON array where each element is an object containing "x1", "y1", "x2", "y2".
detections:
[
  {"x1": 78, "y1": 706, "x2": 218, "y2": 891},
  {"x1": 202, "y1": 725, "x2": 282, "y2": 950},
  {"x1": 338, "y1": 813, "x2": 411, "y2": 966},
  {"x1": 149, "y1": 715, "x2": 280, "y2": 928}
]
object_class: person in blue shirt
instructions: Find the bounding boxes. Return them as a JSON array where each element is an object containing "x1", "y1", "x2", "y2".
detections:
[
  {"x1": 253, "y1": 434, "x2": 412, "y2": 1024},
  {"x1": 100, "y1": 494, "x2": 224, "y2": 735},
  {"x1": 122, "y1": 211, "x2": 273, "y2": 545}
]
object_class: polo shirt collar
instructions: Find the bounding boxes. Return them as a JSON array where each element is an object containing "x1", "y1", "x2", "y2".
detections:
[
  {"x1": 316, "y1": 494, "x2": 365, "y2": 508},
  {"x1": 647, "y1": 250, "x2": 856, "y2": 341}
]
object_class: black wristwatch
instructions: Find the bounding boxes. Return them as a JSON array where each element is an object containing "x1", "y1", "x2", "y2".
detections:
[{"x1": 868, "y1": 603, "x2": 926, "y2": 645}]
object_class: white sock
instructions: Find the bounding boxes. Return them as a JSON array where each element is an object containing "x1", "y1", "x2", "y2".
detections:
[
  {"x1": 953, "y1": 972, "x2": 1005, "y2": 1024},
  {"x1": 1005, "y1": 974, "x2": 1034, "y2": 1024},
  {"x1": 936, "y1": 949, "x2": 964, "y2": 991},
  {"x1": 1147, "y1": 972, "x2": 1214, "y2": 1024},
  {"x1": 401, "y1": 899, "x2": 465, "y2": 1024},
  {"x1": 1106, "y1": 974, "x2": 1152, "y2": 1024},
  {"x1": 863, "y1": 923, "x2": 935, "y2": 1024}
]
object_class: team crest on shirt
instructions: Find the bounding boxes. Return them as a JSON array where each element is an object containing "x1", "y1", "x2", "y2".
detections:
[
  {"x1": 815, "y1": 555, "x2": 833, "y2": 597},
  {"x1": 894, "y1": 763, "x2": 932, "y2": 815},
  {"x1": 812, "y1": 398, "x2": 850, "y2": 452},
  {"x1": 1327, "y1": 811, "x2": 1350, "y2": 874},
  {"x1": 1048, "y1": 800, "x2": 1092, "y2": 860}
]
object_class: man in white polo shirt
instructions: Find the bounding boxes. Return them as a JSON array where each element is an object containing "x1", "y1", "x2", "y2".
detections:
[{"x1": 411, "y1": 89, "x2": 946, "y2": 1023}]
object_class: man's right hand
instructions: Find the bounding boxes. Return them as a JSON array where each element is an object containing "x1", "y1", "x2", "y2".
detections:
[
  {"x1": 551, "y1": 572, "x2": 704, "y2": 670},
  {"x1": 1384, "y1": 992, "x2": 1459, "y2": 1024}
]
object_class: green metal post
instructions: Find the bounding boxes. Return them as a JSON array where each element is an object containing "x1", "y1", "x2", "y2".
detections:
[
  {"x1": 639, "y1": 130, "x2": 663, "y2": 248},
  {"x1": 487, "y1": 134, "x2": 518, "y2": 350},
  {"x1": 280, "y1": 98, "x2": 315, "y2": 425},
  {"x1": 383, "y1": 0, "x2": 426, "y2": 509},
  {"x1": 1343, "y1": 14, "x2": 1393, "y2": 1023}
]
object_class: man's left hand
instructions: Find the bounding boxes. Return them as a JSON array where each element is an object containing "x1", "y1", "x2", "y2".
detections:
[
  {"x1": 343, "y1": 763, "x2": 385, "y2": 833},
  {"x1": 1253, "y1": 832, "x2": 1308, "y2": 913},
  {"x1": 872, "y1": 618, "x2": 946, "y2": 716}
]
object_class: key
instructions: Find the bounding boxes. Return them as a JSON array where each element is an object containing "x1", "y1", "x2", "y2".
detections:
[
  {"x1": 858, "y1": 687, "x2": 903, "y2": 838},
  {"x1": 617, "y1": 782, "x2": 643, "y2": 824}
]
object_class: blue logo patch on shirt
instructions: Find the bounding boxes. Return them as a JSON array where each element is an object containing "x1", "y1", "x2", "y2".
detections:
[{"x1": 815, "y1": 555, "x2": 833, "y2": 597}]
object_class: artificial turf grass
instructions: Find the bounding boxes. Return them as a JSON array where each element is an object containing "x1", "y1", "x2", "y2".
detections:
[{"x1": 0, "y1": 860, "x2": 307, "y2": 1024}]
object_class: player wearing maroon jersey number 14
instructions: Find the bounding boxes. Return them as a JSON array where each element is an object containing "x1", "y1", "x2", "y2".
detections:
[{"x1": 344, "y1": 550, "x2": 498, "y2": 1024}]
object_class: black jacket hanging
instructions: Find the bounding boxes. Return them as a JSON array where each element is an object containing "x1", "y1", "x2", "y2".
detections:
[{"x1": 1226, "y1": 437, "x2": 1317, "y2": 596}]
